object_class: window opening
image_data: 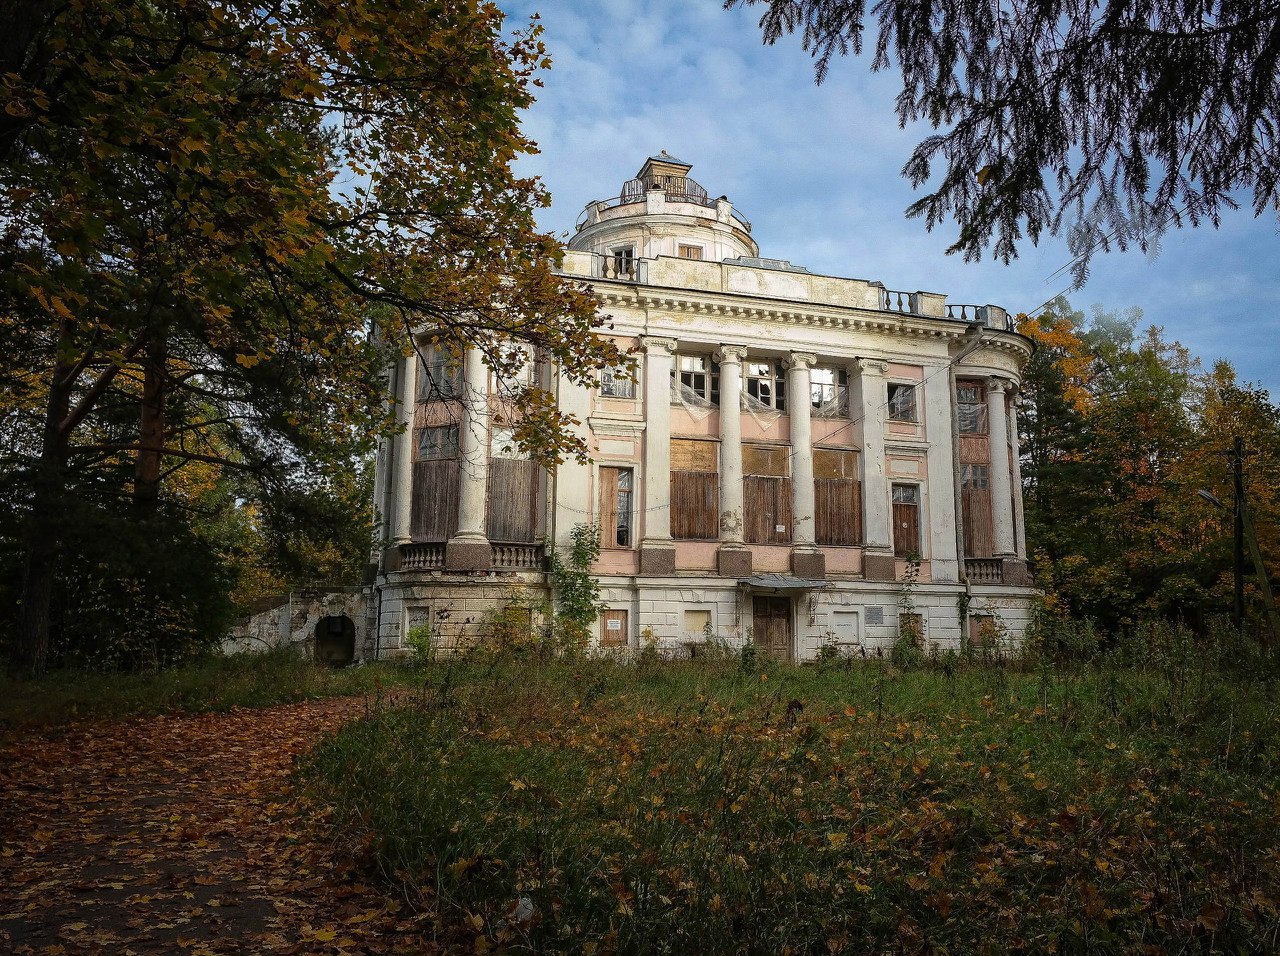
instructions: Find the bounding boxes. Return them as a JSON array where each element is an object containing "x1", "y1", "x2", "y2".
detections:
[
  {"x1": 887, "y1": 383, "x2": 918, "y2": 422},
  {"x1": 677, "y1": 244, "x2": 704, "y2": 260},
  {"x1": 810, "y1": 367, "x2": 848, "y2": 417},
  {"x1": 956, "y1": 381, "x2": 989, "y2": 434},
  {"x1": 418, "y1": 424, "x2": 459, "y2": 460},
  {"x1": 673, "y1": 354, "x2": 719, "y2": 406},
  {"x1": 418, "y1": 344, "x2": 461, "y2": 401},
  {"x1": 745, "y1": 360, "x2": 786, "y2": 411},
  {"x1": 598, "y1": 466, "x2": 634, "y2": 548},
  {"x1": 600, "y1": 362, "x2": 636, "y2": 399}
]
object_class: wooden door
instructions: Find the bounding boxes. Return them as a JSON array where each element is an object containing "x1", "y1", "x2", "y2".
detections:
[{"x1": 752, "y1": 596, "x2": 793, "y2": 662}]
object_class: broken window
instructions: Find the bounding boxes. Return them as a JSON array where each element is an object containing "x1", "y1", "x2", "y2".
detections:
[
  {"x1": 814, "y1": 448, "x2": 863, "y2": 546},
  {"x1": 810, "y1": 367, "x2": 848, "y2": 417},
  {"x1": 744, "y1": 443, "x2": 792, "y2": 544},
  {"x1": 598, "y1": 466, "x2": 634, "y2": 548},
  {"x1": 745, "y1": 360, "x2": 786, "y2": 412},
  {"x1": 891, "y1": 483, "x2": 920, "y2": 557},
  {"x1": 887, "y1": 382, "x2": 918, "y2": 422},
  {"x1": 672, "y1": 355, "x2": 719, "y2": 406},
  {"x1": 671, "y1": 439, "x2": 719, "y2": 540},
  {"x1": 956, "y1": 381, "x2": 989, "y2": 434}
]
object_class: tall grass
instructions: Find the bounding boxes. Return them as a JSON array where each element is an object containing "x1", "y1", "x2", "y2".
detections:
[{"x1": 304, "y1": 624, "x2": 1280, "y2": 954}]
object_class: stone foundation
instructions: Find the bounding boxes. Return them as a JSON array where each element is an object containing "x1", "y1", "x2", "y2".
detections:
[
  {"x1": 863, "y1": 551, "x2": 896, "y2": 582},
  {"x1": 445, "y1": 536, "x2": 493, "y2": 572},
  {"x1": 716, "y1": 545, "x2": 752, "y2": 577},
  {"x1": 790, "y1": 548, "x2": 826, "y2": 580},
  {"x1": 639, "y1": 545, "x2": 677, "y2": 575}
]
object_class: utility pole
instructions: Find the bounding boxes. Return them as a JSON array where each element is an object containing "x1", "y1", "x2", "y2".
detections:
[{"x1": 1232, "y1": 436, "x2": 1246, "y2": 633}]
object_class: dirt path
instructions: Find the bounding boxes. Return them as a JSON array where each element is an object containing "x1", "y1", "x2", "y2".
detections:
[{"x1": 0, "y1": 697, "x2": 433, "y2": 955}]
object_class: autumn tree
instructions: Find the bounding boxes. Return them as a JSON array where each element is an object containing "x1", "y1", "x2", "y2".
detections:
[
  {"x1": 727, "y1": 0, "x2": 1280, "y2": 282},
  {"x1": 1, "y1": 0, "x2": 619, "y2": 674}
]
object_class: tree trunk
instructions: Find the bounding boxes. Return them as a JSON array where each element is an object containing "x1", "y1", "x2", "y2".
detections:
[
  {"x1": 11, "y1": 320, "x2": 76, "y2": 677},
  {"x1": 134, "y1": 330, "x2": 167, "y2": 507}
]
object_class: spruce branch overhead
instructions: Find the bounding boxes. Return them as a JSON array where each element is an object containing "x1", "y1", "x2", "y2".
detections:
[{"x1": 727, "y1": 0, "x2": 1280, "y2": 284}]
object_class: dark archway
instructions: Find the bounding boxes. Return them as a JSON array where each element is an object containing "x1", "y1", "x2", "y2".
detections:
[{"x1": 315, "y1": 615, "x2": 356, "y2": 667}]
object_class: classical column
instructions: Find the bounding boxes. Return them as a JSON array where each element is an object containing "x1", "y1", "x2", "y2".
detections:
[
  {"x1": 715, "y1": 346, "x2": 751, "y2": 576},
  {"x1": 787, "y1": 352, "x2": 824, "y2": 579},
  {"x1": 987, "y1": 379, "x2": 1017, "y2": 562},
  {"x1": 853, "y1": 358, "x2": 894, "y2": 581},
  {"x1": 639, "y1": 336, "x2": 677, "y2": 575},
  {"x1": 391, "y1": 349, "x2": 417, "y2": 554},
  {"x1": 445, "y1": 347, "x2": 493, "y2": 571},
  {"x1": 922, "y1": 366, "x2": 960, "y2": 583},
  {"x1": 1009, "y1": 391, "x2": 1028, "y2": 560}
]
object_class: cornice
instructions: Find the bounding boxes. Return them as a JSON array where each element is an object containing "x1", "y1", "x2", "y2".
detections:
[{"x1": 594, "y1": 286, "x2": 1032, "y2": 361}]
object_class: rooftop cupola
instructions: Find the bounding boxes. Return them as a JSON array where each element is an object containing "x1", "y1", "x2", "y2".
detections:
[{"x1": 569, "y1": 152, "x2": 759, "y2": 266}]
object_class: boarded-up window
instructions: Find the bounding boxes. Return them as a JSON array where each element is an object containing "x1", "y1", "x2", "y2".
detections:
[
  {"x1": 671, "y1": 439, "x2": 718, "y2": 540},
  {"x1": 969, "y1": 614, "x2": 997, "y2": 647},
  {"x1": 601, "y1": 609, "x2": 628, "y2": 647},
  {"x1": 892, "y1": 484, "x2": 920, "y2": 557},
  {"x1": 487, "y1": 459, "x2": 539, "y2": 542},
  {"x1": 677, "y1": 244, "x2": 704, "y2": 260},
  {"x1": 411, "y1": 458, "x2": 459, "y2": 542},
  {"x1": 961, "y1": 464, "x2": 994, "y2": 558},
  {"x1": 598, "y1": 466, "x2": 634, "y2": 548},
  {"x1": 744, "y1": 443, "x2": 792, "y2": 544},
  {"x1": 957, "y1": 381, "x2": 989, "y2": 434},
  {"x1": 900, "y1": 612, "x2": 925, "y2": 647},
  {"x1": 814, "y1": 448, "x2": 863, "y2": 546},
  {"x1": 683, "y1": 609, "x2": 712, "y2": 639}
]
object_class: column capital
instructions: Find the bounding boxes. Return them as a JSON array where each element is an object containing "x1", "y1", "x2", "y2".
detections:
[
  {"x1": 987, "y1": 376, "x2": 1012, "y2": 394},
  {"x1": 786, "y1": 351, "x2": 817, "y2": 371},
  {"x1": 641, "y1": 336, "x2": 677, "y2": 355},
  {"x1": 852, "y1": 357, "x2": 889, "y2": 376},
  {"x1": 716, "y1": 344, "x2": 749, "y2": 364}
]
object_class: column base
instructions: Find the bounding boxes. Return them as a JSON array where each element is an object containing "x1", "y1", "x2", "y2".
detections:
[
  {"x1": 791, "y1": 548, "x2": 826, "y2": 580},
  {"x1": 639, "y1": 543, "x2": 676, "y2": 575},
  {"x1": 717, "y1": 545, "x2": 752, "y2": 577},
  {"x1": 445, "y1": 534, "x2": 492, "y2": 573},
  {"x1": 863, "y1": 551, "x2": 896, "y2": 582},
  {"x1": 1000, "y1": 556, "x2": 1031, "y2": 586}
]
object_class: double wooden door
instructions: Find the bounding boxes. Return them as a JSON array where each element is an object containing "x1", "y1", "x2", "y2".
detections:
[{"x1": 752, "y1": 596, "x2": 793, "y2": 662}]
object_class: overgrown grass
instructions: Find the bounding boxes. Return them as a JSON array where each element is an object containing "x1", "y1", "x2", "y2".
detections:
[
  {"x1": 304, "y1": 628, "x2": 1280, "y2": 954},
  {"x1": 0, "y1": 649, "x2": 415, "y2": 736}
]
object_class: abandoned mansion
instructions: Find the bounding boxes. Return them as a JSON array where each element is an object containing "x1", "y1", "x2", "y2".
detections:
[{"x1": 355, "y1": 154, "x2": 1038, "y2": 661}]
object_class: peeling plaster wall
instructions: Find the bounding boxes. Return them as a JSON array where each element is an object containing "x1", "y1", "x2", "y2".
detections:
[{"x1": 223, "y1": 588, "x2": 372, "y2": 661}]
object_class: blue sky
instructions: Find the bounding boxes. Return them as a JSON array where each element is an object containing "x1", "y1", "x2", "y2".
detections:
[{"x1": 503, "y1": 0, "x2": 1280, "y2": 394}]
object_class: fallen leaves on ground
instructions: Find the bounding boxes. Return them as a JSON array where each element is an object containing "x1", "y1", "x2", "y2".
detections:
[{"x1": 0, "y1": 696, "x2": 435, "y2": 954}]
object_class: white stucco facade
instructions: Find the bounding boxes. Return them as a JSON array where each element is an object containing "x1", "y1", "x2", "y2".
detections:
[{"x1": 368, "y1": 154, "x2": 1038, "y2": 661}]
